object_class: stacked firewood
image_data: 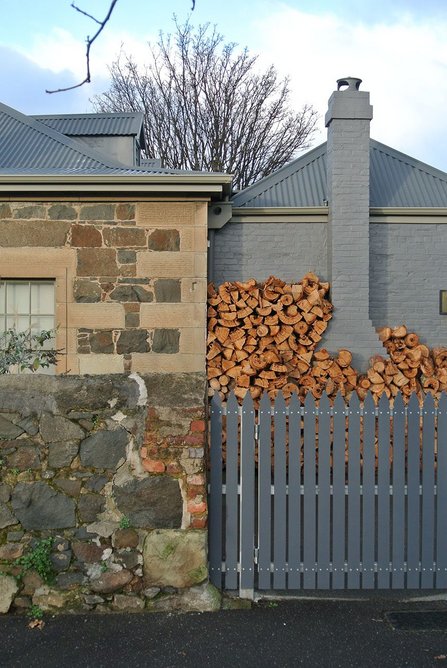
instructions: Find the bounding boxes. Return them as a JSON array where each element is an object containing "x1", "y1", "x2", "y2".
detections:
[
  {"x1": 360, "y1": 325, "x2": 447, "y2": 400},
  {"x1": 207, "y1": 275, "x2": 447, "y2": 404},
  {"x1": 207, "y1": 274, "x2": 332, "y2": 403}
]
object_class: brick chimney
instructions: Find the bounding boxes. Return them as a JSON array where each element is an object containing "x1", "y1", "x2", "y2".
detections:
[{"x1": 323, "y1": 77, "x2": 385, "y2": 369}]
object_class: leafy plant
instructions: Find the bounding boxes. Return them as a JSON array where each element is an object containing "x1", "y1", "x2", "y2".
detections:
[
  {"x1": 0, "y1": 328, "x2": 60, "y2": 374},
  {"x1": 15, "y1": 537, "x2": 55, "y2": 584},
  {"x1": 119, "y1": 516, "x2": 131, "y2": 529},
  {"x1": 27, "y1": 604, "x2": 44, "y2": 620}
]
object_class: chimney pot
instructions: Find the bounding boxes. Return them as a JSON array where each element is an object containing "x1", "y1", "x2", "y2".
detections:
[{"x1": 337, "y1": 77, "x2": 362, "y2": 91}]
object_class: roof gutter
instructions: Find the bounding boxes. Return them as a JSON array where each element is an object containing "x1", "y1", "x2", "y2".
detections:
[{"x1": 0, "y1": 173, "x2": 233, "y2": 197}]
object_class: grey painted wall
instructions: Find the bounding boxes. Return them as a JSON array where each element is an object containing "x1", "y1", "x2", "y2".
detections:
[
  {"x1": 370, "y1": 223, "x2": 447, "y2": 347},
  {"x1": 211, "y1": 222, "x2": 327, "y2": 285},
  {"x1": 212, "y1": 219, "x2": 447, "y2": 351},
  {"x1": 76, "y1": 136, "x2": 136, "y2": 166}
]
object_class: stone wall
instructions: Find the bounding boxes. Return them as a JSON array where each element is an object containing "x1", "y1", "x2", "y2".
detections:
[
  {"x1": 0, "y1": 374, "x2": 217, "y2": 615},
  {"x1": 0, "y1": 199, "x2": 207, "y2": 375}
]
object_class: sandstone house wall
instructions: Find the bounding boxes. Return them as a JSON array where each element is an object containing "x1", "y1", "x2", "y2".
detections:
[{"x1": 0, "y1": 199, "x2": 208, "y2": 375}]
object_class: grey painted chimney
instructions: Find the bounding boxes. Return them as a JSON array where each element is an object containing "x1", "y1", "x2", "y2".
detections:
[{"x1": 323, "y1": 77, "x2": 385, "y2": 369}]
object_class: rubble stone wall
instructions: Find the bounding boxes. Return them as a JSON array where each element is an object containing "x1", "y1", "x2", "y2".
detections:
[{"x1": 0, "y1": 373, "x2": 215, "y2": 615}]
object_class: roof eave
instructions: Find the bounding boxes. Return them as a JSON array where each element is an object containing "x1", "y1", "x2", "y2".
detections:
[
  {"x1": 230, "y1": 206, "x2": 328, "y2": 223},
  {"x1": 0, "y1": 173, "x2": 233, "y2": 197}
]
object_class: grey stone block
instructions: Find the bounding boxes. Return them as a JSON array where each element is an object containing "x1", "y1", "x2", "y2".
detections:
[
  {"x1": 80, "y1": 429, "x2": 128, "y2": 470},
  {"x1": 114, "y1": 477, "x2": 182, "y2": 529},
  {"x1": 11, "y1": 482, "x2": 76, "y2": 529},
  {"x1": 40, "y1": 414, "x2": 84, "y2": 443}
]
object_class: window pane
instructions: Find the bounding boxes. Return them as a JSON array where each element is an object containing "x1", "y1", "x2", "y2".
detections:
[
  {"x1": 7, "y1": 283, "x2": 29, "y2": 314},
  {"x1": 7, "y1": 315, "x2": 30, "y2": 332},
  {"x1": 0, "y1": 282, "x2": 5, "y2": 315},
  {"x1": 31, "y1": 283, "x2": 54, "y2": 315},
  {"x1": 30, "y1": 316, "x2": 54, "y2": 334}
]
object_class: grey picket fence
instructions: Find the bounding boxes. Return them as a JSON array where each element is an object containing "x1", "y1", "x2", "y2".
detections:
[{"x1": 208, "y1": 390, "x2": 447, "y2": 596}]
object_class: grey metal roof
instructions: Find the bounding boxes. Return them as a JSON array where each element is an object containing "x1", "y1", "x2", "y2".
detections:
[
  {"x1": 232, "y1": 140, "x2": 447, "y2": 208},
  {"x1": 231, "y1": 143, "x2": 327, "y2": 208},
  {"x1": 0, "y1": 101, "x2": 127, "y2": 171},
  {"x1": 370, "y1": 141, "x2": 447, "y2": 207},
  {"x1": 31, "y1": 112, "x2": 145, "y2": 147},
  {"x1": 0, "y1": 102, "x2": 214, "y2": 176}
]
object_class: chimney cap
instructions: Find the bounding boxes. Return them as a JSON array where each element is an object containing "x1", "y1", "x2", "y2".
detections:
[{"x1": 337, "y1": 77, "x2": 362, "y2": 91}]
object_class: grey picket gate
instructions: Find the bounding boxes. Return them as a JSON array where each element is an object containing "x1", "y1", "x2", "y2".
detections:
[{"x1": 208, "y1": 390, "x2": 447, "y2": 597}]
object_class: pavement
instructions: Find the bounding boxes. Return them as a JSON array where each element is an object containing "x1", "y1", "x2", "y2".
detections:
[{"x1": 1, "y1": 596, "x2": 447, "y2": 667}]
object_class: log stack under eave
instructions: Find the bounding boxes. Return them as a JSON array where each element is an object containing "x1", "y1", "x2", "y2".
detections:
[
  {"x1": 207, "y1": 274, "x2": 332, "y2": 403},
  {"x1": 208, "y1": 276, "x2": 447, "y2": 404}
]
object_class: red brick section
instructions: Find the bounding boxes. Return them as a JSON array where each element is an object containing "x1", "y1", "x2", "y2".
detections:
[{"x1": 141, "y1": 407, "x2": 208, "y2": 529}]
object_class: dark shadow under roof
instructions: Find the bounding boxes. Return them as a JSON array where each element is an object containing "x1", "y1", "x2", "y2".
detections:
[{"x1": 232, "y1": 140, "x2": 447, "y2": 209}]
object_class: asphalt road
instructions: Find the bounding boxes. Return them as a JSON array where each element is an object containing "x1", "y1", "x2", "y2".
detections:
[{"x1": 1, "y1": 599, "x2": 447, "y2": 668}]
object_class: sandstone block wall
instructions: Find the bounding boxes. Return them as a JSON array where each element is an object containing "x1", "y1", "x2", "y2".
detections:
[
  {"x1": 0, "y1": 374, "x2": 212, "y2": 615},
  {"x1": 0, "y1": 200, "x2": 207, "y2": 375}
]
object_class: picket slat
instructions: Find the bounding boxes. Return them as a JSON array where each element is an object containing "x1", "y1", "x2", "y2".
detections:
[
  {"x1": 273, "y1": 393, "x2": 287, "y2": 589},
  {"x1": 347, "y1": 393, "x2": 361, "y2": 588},
  {"x1": 317, "y1": 392, "x2": 331, "y2": 589},
  {"x1": 391, "y1": 393, "x2": 405, "y2": 589},
  {"x1": 240, "y1": 393, "x2": 255, "y2": 593},
  {"x1": 377, "y1": 393, "x2": 391, "y2": 588},
  {"x1": 407, "y1": 393, "x2": 421, "y2": 589},
  {"x1": 225, "y1": 392, "x2": 239, "y2": 590},
  {"x1": 362, "y1": 392, "x2": 376, "y2": 589},
  {"x1": 303, "y1": 392, "x2": 317, "y2": 588},
  {"x1": 421, "y1": 393, "x2": 435, "y2": 588},
  {"x1": 436, "y1": 393, "x2": 447, "y2": 588},
  {"x1": 209, "y1": 393, "x2": 223, "y2": 587},
  {"x1": 258, "y1": 392, "x2": 272, "y2": 589},
  {"x1": 332, "y1": 393, "x2": 346, "y2": 589},
  {"x1": 287, "y1": 393, "x2": 302, "y2": 589}
]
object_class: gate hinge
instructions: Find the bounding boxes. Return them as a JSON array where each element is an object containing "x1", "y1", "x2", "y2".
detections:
[{"x1": 254, "y1": 547, "x2": 259, "y2": 564}]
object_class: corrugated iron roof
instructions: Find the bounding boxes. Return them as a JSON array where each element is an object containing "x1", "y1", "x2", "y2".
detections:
[
  {"x1": 32, "y1": 111, "x2": 143, "y2": 137},
  {"x1": 232, "y1": 140, "x2": 447, "y2": 208},
  {"x1": 370, "y1": 141, "x2": 447, "y2": 207},
  {"x1": 0, "y1": 102, "x2": 126, "y2": 171},
  {"x1": 0, "y1": 101, "x2": 230, "y2": 194},
  {"x1": 231, "y1": 143, "x2": 327, "y2": 208}
]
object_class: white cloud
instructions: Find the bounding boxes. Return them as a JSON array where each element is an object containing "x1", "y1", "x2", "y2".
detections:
[
  {"x1": 252, "y1": 5, "x2": 447, "y2": 169},
  {"x1": 12, "y1": 4, "x2": 447, "y2": 171},
  {"x1": 18, "y1": 26, "x2": 155, "y2": 80}
]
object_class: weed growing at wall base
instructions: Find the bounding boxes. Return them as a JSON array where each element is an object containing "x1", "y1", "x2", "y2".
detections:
[{"x1": 15, "y1": 537, "x2": 55, "y2": 584}]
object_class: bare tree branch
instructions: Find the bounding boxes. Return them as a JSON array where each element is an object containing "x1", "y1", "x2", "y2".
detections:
[
  {"x1": 92, "y1": 20, "x2": 318, "y2": 190},
  {"x1": 70, "y1": 2, "x2": 103, "y2": 25},
  {"x1": 46, "y1": 0, "x2": 119, "y2": 94}
]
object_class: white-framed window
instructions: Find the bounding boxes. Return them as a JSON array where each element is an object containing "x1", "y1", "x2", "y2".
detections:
[{"x1": 0, "y1": 279, "x2": 56, "y2": 373}]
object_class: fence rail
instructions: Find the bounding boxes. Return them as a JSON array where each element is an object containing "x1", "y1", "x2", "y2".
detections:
[{"x1": 208, "y1": 390, "x2": 447, "y2": 595}]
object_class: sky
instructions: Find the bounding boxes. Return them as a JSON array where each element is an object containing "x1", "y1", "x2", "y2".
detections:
[{"x1": 2, "y1": 0, "x2": 447, "y2": 170}]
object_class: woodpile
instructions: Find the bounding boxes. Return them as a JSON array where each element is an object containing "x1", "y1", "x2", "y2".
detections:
[
  {"x1": 207, "y1": 275, "x2": 447, "y2": 405},
  {"x1": 207, "y1": 274, "x2": 332, "y2": 404}
]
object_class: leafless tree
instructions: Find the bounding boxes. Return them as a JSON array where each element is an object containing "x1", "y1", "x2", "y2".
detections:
[{"x1": 92, "y1": 21, "x2": 318, "y2": 190}]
